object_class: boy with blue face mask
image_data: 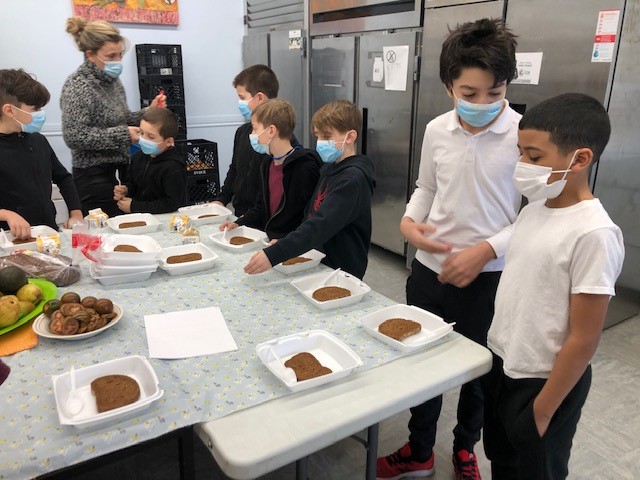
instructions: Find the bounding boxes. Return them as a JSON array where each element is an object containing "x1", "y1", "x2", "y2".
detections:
[
  {"x1": 483, "y1": 93, "x2": 624, "y2": 480},
  {"x1": 0, "y1": 69, "x2": 83, "y2": 237},
  {"x1": 113, "y1": 107, "x2": 186, "y2": 214},
  {"x1": 377, "y1": 19, "x2": 521, "y2": 480}
]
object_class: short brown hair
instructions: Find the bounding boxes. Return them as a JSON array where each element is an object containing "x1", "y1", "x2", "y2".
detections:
[
  {"x1": 0, "y1": 69, "x2": 50, "y2": 115},
  {"x1": 312, "y1": 100, "x2": 362, "y2": 137},
  {"x1": 252, "y1": 99, "x2": 295, "y2": 140},
  {"x1": 142, "y1": 107, "x2": 178, "y2": 139},
  {"x1": 66, "y1": 16, "x2": 124, "y2": 54},
  {"x1": 232, "y1": 64, "x2": 279, "y2": 99}
]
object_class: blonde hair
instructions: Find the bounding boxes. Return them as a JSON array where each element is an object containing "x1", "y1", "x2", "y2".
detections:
[
  {"x1": 252, "y1": 98, "x2": 296, "y2": 140},
  {"x1": 312, "y1": 100, "x2": 362, "y2": 137},
  {"x1": 66, "y1": 16, "x2": 124, "y2": 54}
]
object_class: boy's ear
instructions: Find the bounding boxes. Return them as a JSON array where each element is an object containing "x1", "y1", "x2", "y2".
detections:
[
  {"x1": 255, "y1": 92, "x2": 267, "y2": 103},
  {"x1": 346, "y1": 129, "x2": 358, "y2": 144},
  {"x1": 572, "y1": 148, "x2": 594, "y2": 172},
  {"x1": 444, "y1": 84, "x2": 454, "y2": 99},
  {"x1": 165, "y1": 137, "x2": 175, "y2": 148}
]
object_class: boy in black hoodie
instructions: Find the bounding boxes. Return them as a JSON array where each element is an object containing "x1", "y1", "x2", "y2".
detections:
[
  {"x1": 244, "y1": 100, "x2": 376, "y2": 279},
  {"x1": 0, "y1": 69, "x2": 83, "y2": 237},
  {"x1": 220, "y1": 99, "x2": 321, "y2": 239},
  {"x1": 113, "y1": 107, "x2": 186, "y2": 214}
]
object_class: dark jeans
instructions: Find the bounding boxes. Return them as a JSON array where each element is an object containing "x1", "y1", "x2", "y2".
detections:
[
  {"x1": 406, "y1": 258, "x2": 501, "y2": 459},
  {"x1": 73, "y1": 164, "x2": 127, "y2": 218},
  {"x1": 482, "y1": 354, "x2": 591, "y2": 480}
]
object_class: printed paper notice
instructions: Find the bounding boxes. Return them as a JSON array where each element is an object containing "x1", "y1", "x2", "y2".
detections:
[
  {"x1": 289, "y1": 29, "x2": 302, "y2": 50},
  {"x1": 512, "y1": 52, "x2": 543, "y2": 85},
  {"x1": 592, "y1": 9, "x2": 620, "y2": 63},
  {"x1": 383, "y1": 45, "x2": 409, "y2": 91}
]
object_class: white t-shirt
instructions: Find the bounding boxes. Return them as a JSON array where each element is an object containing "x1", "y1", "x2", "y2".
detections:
[
  {"x1": 488, "y1": 199, "x2": 625, "y2": 379},
  {"x1": 404, "y1": 103, "x2": 522, "y2": 274}
]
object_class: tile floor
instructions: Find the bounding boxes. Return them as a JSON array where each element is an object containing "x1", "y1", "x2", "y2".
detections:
[{"x1": 64, "y1": 246, "x2": 640, "y2": 480}]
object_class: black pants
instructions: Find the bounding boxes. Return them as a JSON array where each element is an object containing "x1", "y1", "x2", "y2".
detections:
[
  {"x1": 406, "y1": 259, "x2": 501, "y2": 458},
  {"x1": 73, "y1": 164, "x2": 127, "y2": 218},
  {"x1": 482, "y1": 354, "x2": 591, "y2": 480}
]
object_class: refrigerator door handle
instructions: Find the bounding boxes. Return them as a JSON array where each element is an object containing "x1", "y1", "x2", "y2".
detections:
[{"x1": 361, "y1": 107, "x2": 368, "y2": 156}]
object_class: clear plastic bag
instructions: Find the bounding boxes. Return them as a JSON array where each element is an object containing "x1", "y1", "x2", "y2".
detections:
[{"x1": 0, "y1": 250, "x2": 81, "y2": 286}]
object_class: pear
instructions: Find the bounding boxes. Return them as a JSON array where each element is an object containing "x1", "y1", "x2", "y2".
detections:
[
  {"x1": 0, "y1": 295, "x2": 22, "y2": 328},
  {"x1": 16, "y1": 284, "x2": 43, "y2": 305},
  {"x1": 19, "y1": 301, "x2": 35, "y2": 318}
]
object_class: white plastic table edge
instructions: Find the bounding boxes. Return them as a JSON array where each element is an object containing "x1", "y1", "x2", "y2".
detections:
[{"x1": 195, "y1": 333, "x2": 492, "y2": 480}]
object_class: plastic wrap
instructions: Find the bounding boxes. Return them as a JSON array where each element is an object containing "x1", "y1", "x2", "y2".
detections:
[{"x1": 0, "y1": 251, "x2": 81, "y2": 286}]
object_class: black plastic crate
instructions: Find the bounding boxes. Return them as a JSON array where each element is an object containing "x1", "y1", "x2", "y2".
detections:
[
  {"x1": 139, "y1": 75, "x2": 185, "y2": 106},
  {"x1": 168, "y1": 105, "x2": 187, "y2": 139},
  {"x1": 175, "y1": 139, "x2": 218, "y2": 173},
  {"x1": 136, "y1": 44, "x2": 182, "y2": 69},
  {"x1": 185, "y1": 171, "x2": 219, "y2": 205}
]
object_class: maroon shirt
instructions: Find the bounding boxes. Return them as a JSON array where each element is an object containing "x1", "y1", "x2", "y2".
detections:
[{"x1": 268, "y1": 161, "x2": 285, "y2": 217}]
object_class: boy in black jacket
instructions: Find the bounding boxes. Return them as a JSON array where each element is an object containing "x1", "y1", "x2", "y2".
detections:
[
  {"x1": 220, "y1": 99, "x2": 321, "y2": 239},
  {"x1": 244, "y1": 100, "x2": 376, "y2": 279},
  {"x1": 0, "y1": 69, "x2": 83, "y2": 237},
  {"x1": 113, "y1": 107, "x2": 186, "y2": 214}
]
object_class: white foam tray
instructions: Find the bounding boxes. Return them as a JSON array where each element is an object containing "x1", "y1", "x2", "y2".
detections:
[
  {"x1": 290, "y1": 270, "x2": 371, "y2": 310},
  {"x1": 107, "y1": 213, "x2": 161, "y2": 234},
  {"x1": 209, "y1": 226, "x2": 268, "y2": 252},
  {"x1": 178, "y1": 204, "x2": 232, "y2": 226},
  {"x1": 99, "y1": 234, "x2": 162, "y2": 264},
  {"x1": 90, "y1": 263, "x2": 156, "y2": 286},
  {"x1": 256, "y1": 330, "x2": 362, "y2": 392},
  {"x1": 0, "y1": 225, "x2": 58, "y2": 252},
  {"x1": 273, "y1": 249, "x2": 326, "y2": 275},
  {"x1": 158, "y1": 243, "x2": 219, "y2": 275},
  {"x1": 51, "y1": 355, "x2": 163, "y2": 428},
  {"x1": 94, "y1": 263, "x2": 160, "y2": 276},
  {"x1": 359, "y1": 304, "x2": 454, "y2": 352}
]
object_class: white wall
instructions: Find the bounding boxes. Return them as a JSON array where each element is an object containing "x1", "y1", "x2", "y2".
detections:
[{"x1": 0, "y1": 0, "x2": 245, "y2": 182}]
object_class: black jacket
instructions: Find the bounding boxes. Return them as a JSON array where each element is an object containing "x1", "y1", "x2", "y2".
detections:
[
  {"x1": 126, "y1": 147, "x2": 186, "y2": 214},
  {"x1": 215, "y1": 122, "x2": 299, "y2": 217},
  {"x1": 264, "y1": 154, "x2": 376, "y2": 278},
  {"x1": 237, "y1": 148, "x2": 322, "y2": 239},
  {"x1": 0, "y1": 132, "x2": 81, "y2": 231}
]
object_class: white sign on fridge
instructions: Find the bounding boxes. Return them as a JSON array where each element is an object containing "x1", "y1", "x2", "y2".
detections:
[
  {"x1": 591, "y1": 9, "x2": 620, "y2": 63},
  {"x1": 382, "y1": 45, "x2": 409, "y2": 91},
  {"x1": 512, "y1": 52, "x2": 544, "y2": 85}
]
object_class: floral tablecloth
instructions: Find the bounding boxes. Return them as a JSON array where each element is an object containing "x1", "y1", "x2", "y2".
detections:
[{"x1": 0, "y1": 216, "x2": 403, "y2": 479}]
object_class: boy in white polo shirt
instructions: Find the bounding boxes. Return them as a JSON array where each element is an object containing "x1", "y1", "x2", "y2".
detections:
[
  {"x1": 377, "y1": 19, "x2": 521, "y2": 480},
  {"x1": 483, "y1": 93, "x2": 624, "y2": 480}
]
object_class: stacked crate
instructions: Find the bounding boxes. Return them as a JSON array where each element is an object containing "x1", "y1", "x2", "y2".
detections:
[
  {"x1": 175, "y1": 139, "x2": 220, "y2": 205},
  {"x1": 135, "y1": 44, "x2": 187, "y2": 140}
]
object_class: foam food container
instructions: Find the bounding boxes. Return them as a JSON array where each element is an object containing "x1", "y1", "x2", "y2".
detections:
[
  {"x1": 90, "y1": 263, "x2": 156, "y2": 286},
  {"x1": 100, "y1": 234, "x2": 161, "y2": 263},
  {"x1": 290, "y1": 270, "x2": 371, "y2": 310},
  {"x1": 209, "y1": 226, "x2": 268, "y2": 252},
  {"x1": 158, "y1": 243, "x2": 219, "y2": 275},
  {"x1": 0, "y1": 225, "x2": 58, "y2": 252},
  {"x1": 52, "y1": 355, "x2": 163, "y2": 428},
  {"x1": 178, "y1": 204, "x2": 232, "y2": 225},
  {"x1": 107, "y1": 213, "x2": 161, "y2": 234},
  {"x1": 256, "y1": 330, "x2": 362, "y2": 392},
  {"x1": 273, "y1": 249, "x2": 326, "y2": 275}
]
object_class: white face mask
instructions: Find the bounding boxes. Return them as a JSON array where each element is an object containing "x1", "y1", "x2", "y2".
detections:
[{"x1": 513, "y1": 149, "x2": 579, "y2": 202}]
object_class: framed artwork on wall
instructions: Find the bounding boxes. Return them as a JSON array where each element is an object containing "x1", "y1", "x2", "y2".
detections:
[{"x1": 72, "y1": 0, "x2": 179, "y2": 26}]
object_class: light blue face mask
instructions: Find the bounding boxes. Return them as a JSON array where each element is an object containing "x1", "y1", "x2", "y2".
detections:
[
  {"x1": 316, "y1": 134, "x2": 348, "y2": 164},
  {"x1": 138, "y1": 136, "x2": 164, "y2": 156},
  {"x1": 13, "y1": 106, "x2": 46, "y2": 133},
  {"x1": 237, "y1": 96, "x2": 254, "y2": 122},
  {"x1": 454, "y1": 93, "x2": 504, "y2": 127},
  {"x1": 249, "y1": 128, "x2": 270, "y2": 155},
  {"x1": 101, "y1": 60, "x2": 123, "y2": 78}
]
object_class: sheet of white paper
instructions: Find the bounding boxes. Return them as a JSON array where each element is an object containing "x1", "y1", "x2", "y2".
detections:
[
  {"x1": 383, "y1": 45, "x2": 409, "y2": 91},
  {"x1": 512, "y1": 52, "x2": 544, "y2": 85},
  {"x1": 144, "y1": 307, "x2": 238, "y2": 359}
]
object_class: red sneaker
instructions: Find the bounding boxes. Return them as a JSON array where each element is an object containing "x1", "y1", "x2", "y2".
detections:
[
  {"x1": 452, "y1": 449, "x2": 481, "y2": 480},
  {"x1": 376, "y1": 442, "x2": 435, "y2": 479}
]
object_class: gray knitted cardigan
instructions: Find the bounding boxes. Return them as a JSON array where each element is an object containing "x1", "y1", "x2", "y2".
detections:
[{"x1": 60, "y1": 60, "x2": 144, "y2": 168}]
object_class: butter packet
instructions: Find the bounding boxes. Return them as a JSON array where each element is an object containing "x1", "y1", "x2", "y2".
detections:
[
  {"x1": 36, "y1": 234, "x2": 61, "y2": 255},
  {"x1": 85, "y1": 208, "x2": 109, "y2": 229},
  {"x1": 169, "y1": 215, "x2": 191, "y2": 233},
  {"x1": 181, "y1": 227, "x2": 200, "y2": 245}
]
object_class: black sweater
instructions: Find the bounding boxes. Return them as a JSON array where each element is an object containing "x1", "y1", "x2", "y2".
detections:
[
  {"x1": 237, "y1": 148, "x2": 322, "y2": 239},
  {"x1": 264, "y1": 154, "x2": 376, "y2": 279},
  {"x1": 126, "y1": 148, "x2": 187, "y2": 214},
  {"x1": 0, "y1": 132, "x2": 81, "y2": 231},
  {"x1": 214, "y1": 122, "x2": 299, "y2": 217}
]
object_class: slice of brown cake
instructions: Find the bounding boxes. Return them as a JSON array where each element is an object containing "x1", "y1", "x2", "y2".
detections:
[
  {"x1": 284, "y1": 352, "x2": 332, "y2": 381},
  {"x1": 282, "y1": 256, "x2": 312, "y2": 266},
  {"x1": 378, "y1": 318, "x2": 422, "y2": 341},
  {"x1": 119, "y1": 221, "x2": 147, "y2": 229},
  {"x1": 90, "y1": 374, "x2": 141, "y2": 413},
  {"x1": 167, "y1": 253, "x2": 203, "y2": 264},
  {"x1": 113, "y1": 244, "x2": 142, "y2": 252},
  {"x1": 229, "y1": 236, "x2": 254, "y2": 245},
  {"x1": 312, "y1": 286, "x2": 351, "y2": 302}
]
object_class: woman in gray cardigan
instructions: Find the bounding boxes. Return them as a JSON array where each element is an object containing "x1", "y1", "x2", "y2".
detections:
[{"x1": 61, "y1": 16, "x2": 164, "y2": 217}]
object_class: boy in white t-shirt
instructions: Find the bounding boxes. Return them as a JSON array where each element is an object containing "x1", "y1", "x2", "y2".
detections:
[{"x1": 484, "y1": 93, "x2": 624, "y2": 480}]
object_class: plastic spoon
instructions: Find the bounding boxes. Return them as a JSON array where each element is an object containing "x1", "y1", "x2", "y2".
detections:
[
  {"x1": 66, "y1": 366, "x2": 83, "y2": 416},
  {"x1": 321, "y1": 267, "x2": 342, "y2": 287},
  {"x1": 0, "y1": 228, "x2": 8, "y2": 245},
  {"x1": 115, "y1": 169, "x2": 121, "y2": 186},
  {"x1": 222, "y1": 226, "x2": 228, "y2": 243},
  {"x1": 267, "y1": 345, "x2": 296, "y2": 384}
]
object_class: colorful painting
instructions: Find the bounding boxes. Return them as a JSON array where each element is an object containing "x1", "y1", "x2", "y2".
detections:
[{"x1": 72, "y1": 0, "x2": 179, "y2": 25}]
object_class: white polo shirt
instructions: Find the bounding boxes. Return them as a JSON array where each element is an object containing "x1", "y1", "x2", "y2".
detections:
[
  {"x1": 404, "y1": 103, "x2": 522, "y2": 274},
  {"x1": 488, "y1": 199, "x2": 624, "y2": 379}
]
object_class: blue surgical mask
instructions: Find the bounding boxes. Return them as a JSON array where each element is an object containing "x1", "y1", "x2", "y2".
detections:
[
  {"x1": 101, "y1": 59, "x2": 123, "y2": 78},
  {"x1": 237, "y1": 97, "x2": 254, "y2": 122},
  {"x1": 138, "y1": 136, "x2": 164, "y2": 156},
  {"x1": 454, "y1": 93, "x2": 503, "y2": 127},
  {"x1": 249, "y1": 128, "x2": 270, "y2": 155},
  {"x1": 316, "y1": 134, "x2": 348, "y2": 164},
  {"x1": 13, "y1": 106, "x2": 46, "y2": 133}
]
